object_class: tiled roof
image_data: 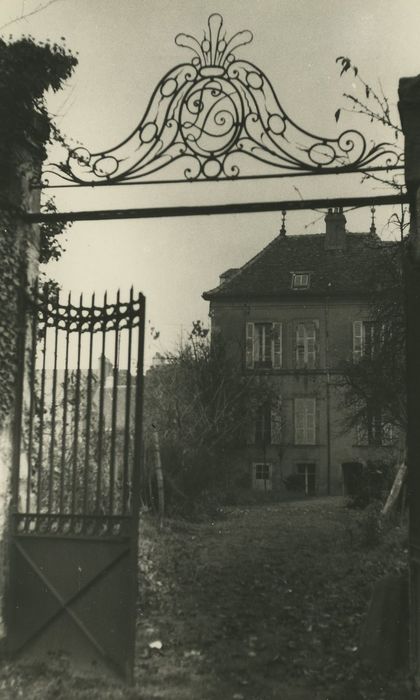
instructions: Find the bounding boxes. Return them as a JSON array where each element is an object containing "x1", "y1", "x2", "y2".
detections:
[{"x1": 203, "y1": 232, "x2": 397, "y2": 300}]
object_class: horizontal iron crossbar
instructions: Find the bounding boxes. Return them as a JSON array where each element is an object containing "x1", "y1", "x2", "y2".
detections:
[
  {"x1": 39, "y1": 164, "x2": 404, "y2": 189},
  {"x1": 26, "y1": 193, "x2": 409, "y2": 224}
]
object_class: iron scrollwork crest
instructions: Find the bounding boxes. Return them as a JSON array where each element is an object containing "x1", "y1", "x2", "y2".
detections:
[{"x1": 48, "y1": 14, "x2": 402, "y2": 186}]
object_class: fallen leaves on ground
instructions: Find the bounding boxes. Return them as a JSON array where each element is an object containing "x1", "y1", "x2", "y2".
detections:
[
  {"x1": 137, "y1": 498, "x2": 410, "y2": 700},
  {"x1": 0, "y1": 498, "x2": 411, "y2": 699}
]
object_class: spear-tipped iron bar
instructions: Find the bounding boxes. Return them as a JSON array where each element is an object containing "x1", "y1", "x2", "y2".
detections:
[
  {"x1": 59, "y1": 295, "x2": 71, "y2": 516},
  {"x1": 109, "y1": 291, "x2": 121, "y2": 515},
  {"x1": 36, "y1": 295, "x2": 48, "y2": 520},
  {"x1": 47, "y1": 321, "x2": 59, "y2": 512},
  {"x1": 71, "y1": 300, "x2": 83, "y2": 517},
  {"x1": 122, "y1": 288, "x2": 134, "y2": 514},
  {"x1": 96, "y1": 292, "x2": 107, "y2": 512},
  {"x1": 26, "y1": 305, "x2": 38, "y2": 515},
  {"x1": 132, "y1": 294, "x2": 146, "y2": 520},
  {"x1": 83, "y1": 294, "x2": 95, "y2": 514}
]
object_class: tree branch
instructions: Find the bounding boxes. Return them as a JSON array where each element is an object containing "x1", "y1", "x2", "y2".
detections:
[{"x1": 0, "y1": 0, "x2": 65, "y2": 33}]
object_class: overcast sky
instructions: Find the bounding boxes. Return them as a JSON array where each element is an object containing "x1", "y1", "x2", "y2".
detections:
[{"x1": 1, "y1": 0, "x2": 419, "y2": 364}]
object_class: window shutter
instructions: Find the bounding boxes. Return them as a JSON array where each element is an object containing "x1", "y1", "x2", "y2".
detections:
[
  {"x1": 353, "y1": 321, "x2": 363, "y2": 360},
  {"x1": 356, "y1": 422, "x2": 365, "y2": 445},
  {"x1": 306, "y1": 399, "x2": 316, "y2": 444},
  {"x1": 306, "y1": 322, "x2": 317, "y2": 369},
  {"x1": 381, "y1": 422, "x2": 394, "y2": 446},
  {"x1": 270, "y1": 396, "x2": 282, "y2": 443},
  {"x1": 296, "y1": 323, "x2": 305, "y2": 368},
  {"x1": 294, "y1": 398, "x2": 305, "y2": 444},
  {"x1": 246, "y1": 322, "x2": 254, "y2": 368},
  {"x1": 315, "y1": 320, "x2": 320, "y2": 368},
  {"x1": 272, "y1": 322, "x2": 282, "y2": 368}
]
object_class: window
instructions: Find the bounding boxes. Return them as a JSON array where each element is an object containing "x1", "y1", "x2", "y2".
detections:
[
  {"x1": 356, "y1": 406, "x2": 396, "y2": 446},
  {"x1": 294, "y1": 398, "x2": 316, "y2": 445},
  {"x1": 296, "y1": 463, "x2": 316, "y2": 495},
  {"x1": 246, "y1": 322, "x2": 282, "y2": 369},
  {"x1": 254, "y1": 397, "x2": 282, "y2": 445},
  {"x1": 353, "y1": 320, "x2": 382, "y2": 360},
  {"x1": 295, "y1": 321, "x2": 319, "y2": 369},
  {"x1": 252, "y1": 462, "x2": 272, "y2": 491},
  {"x1": 292, "y1": 272, "x2": 310, "y2": 289}
]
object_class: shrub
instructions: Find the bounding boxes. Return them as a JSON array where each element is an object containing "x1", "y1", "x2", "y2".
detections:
[{"x1": 347, "y1": 460, "x2": 394, "y2": 509}]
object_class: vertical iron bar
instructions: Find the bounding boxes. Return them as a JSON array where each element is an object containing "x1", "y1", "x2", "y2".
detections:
[
  {"x1": 25, "y1": 297, "x2": 38, "y2": 515},
  {"x1": 109, "y1": 290, "x2": 120, "y2": 515},
  {"x1": 83, "y1": 293, "x2": 95, "y2": 514},
  {"x1": 71, "y1": 295, "x2": 83, "y2": 516},
  {"x1": 36, "y1": 290, "x2": 48, "y2": 518},
  {"x1": 133, "y1": 294, "x2": 146, "y2": 503},
  {"x1": 47, "y1": 305, "x2": 59, "y2": 513},
  {"x1": 59, "y1": 293, "x2": 71, "y2": 515},
  {"x1": 122, "y1": 287, "x2": 134, "y2": 514},
  {"x1": 127, "y1": 293, "x2": 146, "y2": 682},
  {"x1": 96, "y1": 292, "x2": 107, "y2": 513}
]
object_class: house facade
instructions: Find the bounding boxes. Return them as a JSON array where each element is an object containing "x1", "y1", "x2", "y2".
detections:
[{"x1": 203, "y1": 209, "x2": 401, "y2": 496}]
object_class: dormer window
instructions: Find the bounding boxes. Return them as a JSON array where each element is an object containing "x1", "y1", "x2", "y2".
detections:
[{"x1": 291, "y1": 272, "x2": 310, "y2": 289}]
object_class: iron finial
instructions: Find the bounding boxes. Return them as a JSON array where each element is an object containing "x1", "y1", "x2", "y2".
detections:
[
  {"x1": 280, "y1": 210, "x2": 287, "y2": 236},
  {"x1": 370, "y1": 205, "x2": 376, "y2": 234},
  {"x1": 175, "y1": 14, "x2": 253, "y2": 71}
]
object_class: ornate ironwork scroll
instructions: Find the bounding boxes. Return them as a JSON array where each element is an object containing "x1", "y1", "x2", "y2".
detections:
[{"x1": 47, "y1": 14, "x2": 402, "y2": 186}]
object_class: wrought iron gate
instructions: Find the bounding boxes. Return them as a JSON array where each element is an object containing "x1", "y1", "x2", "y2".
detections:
[{"x1": 8, "y1": 286, "x2": 145, "y2": 680}]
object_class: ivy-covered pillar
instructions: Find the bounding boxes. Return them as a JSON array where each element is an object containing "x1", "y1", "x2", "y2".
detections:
[
  {"x1": 0, "y1": 119, "x2": 49, "y2": 640},
  {"x1": 399, "y1": 74, "x2": 420, "y2": 681},
  {"x1": 0, "y1": 38, "x2": 76, "y2": 641}
]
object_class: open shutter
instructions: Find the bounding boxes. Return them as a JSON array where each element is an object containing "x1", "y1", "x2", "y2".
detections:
[
  {"x1": 272, "y1": 322, "x2": 282, "y2": 368},
  {"x1": 270, "y1": 396, "x2": 282, "y2": 444},
  {"x1": 353, "y1": 321, "x2": 363, "y2": 360},
  {"x1": 306, "y1": 399, "x2": 316, "y2": 444},
  {"x1": 315, "y1": 320, "x2": 320, "y2": 368},
  {"x1": 246, "y1": 322, "x2": 254, "y2": 368},
  {"x1": 296, "y1": 323, "x2": 305, "y2": 368},
  {"x1": 356, "y1": 421, "x2": 367, "y2": 445},
  {"x1": 381, "y1": 421, "x2": 394, "y2": 446},
  {"x1": 306, "y1": 322, "x2": 317, "y2": 369},
  {"x1": 294, "y1": 398, "x2": 305, "y2": 444}
]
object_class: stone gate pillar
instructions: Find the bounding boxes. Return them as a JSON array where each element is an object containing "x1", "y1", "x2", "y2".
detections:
[
  {"x1": 399, "y1": 75, "x2": 420, "y2": 679},
  {"x1": 0, "y1": 118, "x2": 46, "y2": 640}
]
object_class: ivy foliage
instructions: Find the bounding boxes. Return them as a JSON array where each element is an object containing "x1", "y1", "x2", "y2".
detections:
[
  {"x1": 0, "y1": 36, "x2": 77, "y2": 188},
  {"x1": 0, "y1": 37, "x2": 77, "y2": 426},
  {"x1": 39, "y1": 197, "x2": 69, "y2": 264}
]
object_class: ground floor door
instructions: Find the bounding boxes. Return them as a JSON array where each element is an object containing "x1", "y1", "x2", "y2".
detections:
[{"x1": 296, "y1": 463, "x2": 316, "y2": 496}]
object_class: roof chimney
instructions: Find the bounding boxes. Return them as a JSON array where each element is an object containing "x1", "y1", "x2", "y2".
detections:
[{"x1": 325, "y1": 207, "x2": 347, "y2": 250}]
